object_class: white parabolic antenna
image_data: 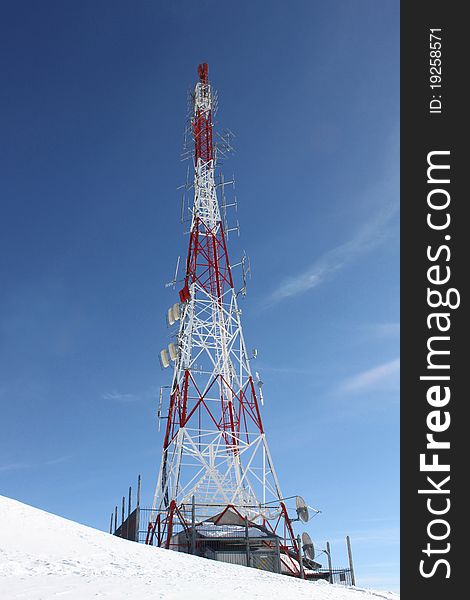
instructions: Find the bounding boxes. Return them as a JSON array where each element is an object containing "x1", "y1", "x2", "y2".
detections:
[
  {"x1": 302, "y1": 531, "x2": 315, "y2": 560},
  {"x1": 296, "y1": 496, "x2": 310, "y2": 523},
  {"x1": 160, "y1": 349, "x2": 170, "y2": 369},
  {"x1": 172, "y1": 303, "x2": 180, "y2": 321},
  {"x1": 168, "y1": 342, "x2": 178, "y2": 361}
]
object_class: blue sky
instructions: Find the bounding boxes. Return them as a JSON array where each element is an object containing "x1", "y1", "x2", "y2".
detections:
[{"x1": 0, "y1": 0, "x2": 399, "y2": 592}]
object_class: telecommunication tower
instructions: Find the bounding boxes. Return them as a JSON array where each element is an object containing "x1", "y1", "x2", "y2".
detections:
[{"x1": 146, "y1": 64, "x2": 309, "y2": 577}]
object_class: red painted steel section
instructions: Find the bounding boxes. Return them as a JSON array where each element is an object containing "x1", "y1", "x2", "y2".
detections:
[
  {"x1": 174, "y1": 71, "x2": 262, "y2": 451},
  {"x1": 198, "y1": 62, "x2": 208, "y2": 83}
]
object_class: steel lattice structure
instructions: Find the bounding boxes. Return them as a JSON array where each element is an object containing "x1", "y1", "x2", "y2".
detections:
[{"x1": 147, "y1": 64, "x2": 301, "y2": 576}]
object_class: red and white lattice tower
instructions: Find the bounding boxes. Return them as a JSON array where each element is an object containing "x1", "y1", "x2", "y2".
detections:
[{"x1": 147, "y1": 64, "x2": 301, "y2": 575}]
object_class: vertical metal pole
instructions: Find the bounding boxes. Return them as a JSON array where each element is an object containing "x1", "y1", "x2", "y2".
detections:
[
  {"x1": 114, "y1": 506, "x2": 118, "y2": 534},
  {"x1": 123, "y1": 495, "x2": 128, "y2": 539},
  {"x1": 275, "y1": 536, "x2": 281, "y2": 574},
  {"x1": 297, "y1": 535, "x2": 305, "y2": 579},
  {"x1": 346, "y1": 536, "x2": 356, "y2": 586},
  {"x1": 109, "y1": 512, "x2": 113, "y2": 534},
  {"x1": 326, "y1": 541, "x2": 333, "y2": 584},
  {"x1": 136, "y1": 475, "x2": 141, "y2": 543},
  {"x1": 245, "y1": 517, "x2": 251, "y2": 568},
  {"x1": 128, "y1": 486, "x2": 132, "y2": 517},
  {"x1": 191, "y1": 495, "x2": 196, "y2": 555}
]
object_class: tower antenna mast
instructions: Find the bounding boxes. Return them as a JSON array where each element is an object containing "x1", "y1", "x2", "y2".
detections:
[{"x1": 147, "y1": 64, "x2": 301, "y2": 576}]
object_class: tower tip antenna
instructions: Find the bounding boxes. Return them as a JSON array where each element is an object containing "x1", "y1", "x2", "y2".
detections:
[{"x1": 198, "y1": 63, "x2": 209, "y2": 83}]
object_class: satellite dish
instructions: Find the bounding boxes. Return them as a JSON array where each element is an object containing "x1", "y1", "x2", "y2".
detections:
[
  {"x1": 302, "y1": 532, "x2": 315, "y2": 560},
  {"x1": 296, "y1": 496, "x2": 310, "y2": 523}
]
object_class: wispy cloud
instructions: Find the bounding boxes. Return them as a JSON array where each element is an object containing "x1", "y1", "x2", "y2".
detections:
[
  {"x1": 0, "y1": 462, "x2": 29, "y2": 473},
  {"x1": 266, "y1": 198, "x2": 396, "y2": 306},
  {"x1": 369, "y1": 323, "x2": 400, "y2": 338},
  {"x1": 264, "y1": 131, "x2": 398, "y2": 307},
  {"x1": 1, "y1": 456, "x2": 72, "y2": 472},
  {"x1": 44, "y1": 455, "x2": 71, "y2": 466},
  {"x1": 323, "y1": 526, "x2": 399, "y2": 546},
  {"x1": 102, "y1": 390, "x2": 138, "y2": 403},
  {"x1": 338, "y1": 358, "x2": 400, "y2": 394}
]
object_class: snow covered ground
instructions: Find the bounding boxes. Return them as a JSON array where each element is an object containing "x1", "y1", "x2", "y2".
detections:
[{"x1": 0, "y1": 495, "x2": 399, "y2": 600}]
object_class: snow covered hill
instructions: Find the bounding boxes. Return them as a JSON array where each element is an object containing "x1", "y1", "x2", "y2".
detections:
[{"x1": 0, "y1": 495, "x2": 399, "y2": 599}]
